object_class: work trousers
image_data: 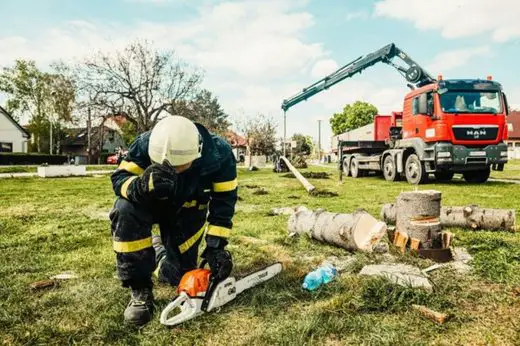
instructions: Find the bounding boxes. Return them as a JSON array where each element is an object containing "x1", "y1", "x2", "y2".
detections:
[{"x1": 109, "y1": 197, "x2": 208, "y2": 289}]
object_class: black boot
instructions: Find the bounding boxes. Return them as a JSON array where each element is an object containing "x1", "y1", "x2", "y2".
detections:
[{"x1": 124, "y1": 287, "x2": 154, "y2": 326}]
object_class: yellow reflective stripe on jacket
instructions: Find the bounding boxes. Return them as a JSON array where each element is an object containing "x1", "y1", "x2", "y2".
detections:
[
  {"x1": 212, "y1": 178, "x2": 238, "y2": 193},
  {"x1": 198, "y1": 203, "x2": 208, "y2": 210},
  {"x1": 118, "y1": 160, "x2": 145, "y2": 176},
  {"x1": 207, "y1": 225, "x2": 231, "y2": 238},
  {"x1": 182, "y1": 200, "x2": 197, "y2": 208},
  {"x1": 178, "y1": 224, "x2": 206, "y2": 254},
  {"x1": 113, "y1": 236, "x2": 152, "y2": 253},
  {"x1": 121, "y1": 176, "x2": 138, "y2": 199}
]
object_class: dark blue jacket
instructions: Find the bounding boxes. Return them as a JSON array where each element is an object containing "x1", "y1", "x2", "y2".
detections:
[{"x1": 111, "y1": 123, "x2": 238, "y2": 239}]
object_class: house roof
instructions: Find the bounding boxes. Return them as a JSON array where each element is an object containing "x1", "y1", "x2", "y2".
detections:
[
  {"x1": 508, "y1": 111, "x2": 520, "y2": 139},
  {"x1": 0, "y1": 106, "x2": 30, "y2": 138},
  {"x1": 62, "y1": 126, "x2": 113, "y2": 147},
  {"x1": 225, "y1": 131, "x2": 247, "y2": 147}
]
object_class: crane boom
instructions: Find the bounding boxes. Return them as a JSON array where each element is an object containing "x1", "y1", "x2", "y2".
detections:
[{"x1": 281, "y1": 43, "x2": 435, "y2": 111}]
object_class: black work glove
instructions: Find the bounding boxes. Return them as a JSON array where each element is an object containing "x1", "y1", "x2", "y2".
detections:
[
  {"x1": 127, "y1": 163, "x2": 178, "y2": 203},
  {"x1": 202, "y1": 235, "x2": 233, "y2": 281}
]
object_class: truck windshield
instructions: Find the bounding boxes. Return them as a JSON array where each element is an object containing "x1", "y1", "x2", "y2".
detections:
[{"x1": 440, "y1": 91, "x2": 502, "y2": 114}]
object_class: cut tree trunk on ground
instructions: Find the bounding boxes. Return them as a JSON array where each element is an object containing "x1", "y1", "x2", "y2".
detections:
[
  {"x1": 382, "y1": 204, "x2": 516, "y2": 232},
  {"x1": 280, "y1": 156, "x2": 315, "y2": 193},
  {"x1": 287, "y1": 208, "x2": 387, "y2": 252},
  {"x1": 396, "y1": 190, "x2": 442, "y2": 249}
]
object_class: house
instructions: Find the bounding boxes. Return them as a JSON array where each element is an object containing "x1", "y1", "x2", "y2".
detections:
[
  {"x1": 507, "y1": 111, "x2": 520, "y2": 159},
  {"x1": 0, "y1": 106, "x2": 30, "y2": 153},
  {"x1": 61, "y1": 125, "x2": 126, "y2": 164},
  {"x1": 224, "y1": 131, "x2": 247, "y2": 163}
]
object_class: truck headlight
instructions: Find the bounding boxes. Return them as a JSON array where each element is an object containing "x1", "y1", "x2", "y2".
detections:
[
  {"x1": 500, "y1": 151, "x2": 508, "y2": 157},
  {"x1": 437, "y1": 152, "x2": 451, "y2": 158}
]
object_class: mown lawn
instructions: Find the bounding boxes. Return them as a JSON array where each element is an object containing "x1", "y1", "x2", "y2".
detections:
[
  {"x1": 0, "y1": 165, "x2": 116, "y2": 174},
  {"x1": 1, "y1": 167, "x2": 519, "y2": 345}
]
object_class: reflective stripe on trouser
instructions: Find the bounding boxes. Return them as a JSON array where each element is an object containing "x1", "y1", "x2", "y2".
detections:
[
  {"x1": 153, "y1": 209, "x2": 207, "y2": 286},
  {"x1": 110, "y1": 197, "x2": 207, "y2": 288},
  {"x1": 110, "y1": 198, "x2": 156, "y2": 288}
]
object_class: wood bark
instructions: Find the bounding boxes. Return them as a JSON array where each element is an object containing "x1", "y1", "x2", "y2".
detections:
[
  {"x1": 280, "y1": 156, "x2": 315, "y2": 193},
  {"x1": 287, "y1": 208, "x2": 387, "y2": 252},
  {"x1": 382, "y1": 204, "x2": 516, "y2": 232},
  {"x1": 396, "y1": 190, "x2": 442, "y2": 249}
]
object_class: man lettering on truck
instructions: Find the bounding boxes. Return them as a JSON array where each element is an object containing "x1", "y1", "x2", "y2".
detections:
[{"x1": 109, "y1": 115, "x2": 238, "y2": 326}]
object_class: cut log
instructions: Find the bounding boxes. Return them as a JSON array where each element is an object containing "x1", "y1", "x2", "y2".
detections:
[
  {"x1": 279, "y1": 156, "x2": 315, "y2": 193},
  {"x1": 288, "y1": 208, "x2": 387, "y2": 252},
  {"x1": 381, "y1": 204, "x2": 516, "y2": 232},
  {"x1": 396, "y1": 190, "x2": 442, "y2": 249}
]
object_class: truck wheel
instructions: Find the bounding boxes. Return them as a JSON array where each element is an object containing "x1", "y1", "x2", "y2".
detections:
[
  {"x1": 463, "y1": 168, "x2": 490, "y2": 183},
  {"x1": 434, "y1": 171, "x2": 454, "y2": 182},
  {"x1": 405, "y1": 154, "x2": 428, "y2": 184},
  {"x1": 383, "y1": 155, "x2": 399, "y2": 182},
  {"x1": 342, "y1": 158, "x2": 351, "y2": 177},
  {"x1": 350, "y1": 158, "x2": 363, "y2": 178}
]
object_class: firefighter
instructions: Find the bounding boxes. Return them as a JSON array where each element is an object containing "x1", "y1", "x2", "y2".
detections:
[{"x1": 109, "y1": 115, "x2": 237, "y2": 326}]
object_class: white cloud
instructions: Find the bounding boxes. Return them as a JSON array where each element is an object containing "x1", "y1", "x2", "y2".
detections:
[
  {"x1": 427, "y1": 46, "x2": 491, "y2": 74},
  {"x1": 374, "y1": 0, "x2": 520, "y2": 42},
  {"x1": 311, "y1": 59, "x2": 339, "y2": 78},
  {"x1": 345, "y1": 11, "x2": 368, "y2": 21},
  {"x1": 0, "y1": 0, "x2": 326, "y2": 135}
]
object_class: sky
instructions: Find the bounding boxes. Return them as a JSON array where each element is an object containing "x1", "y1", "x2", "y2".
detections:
[{"x1": 0, "y1": 0, "x2": 519, "y2": 150}]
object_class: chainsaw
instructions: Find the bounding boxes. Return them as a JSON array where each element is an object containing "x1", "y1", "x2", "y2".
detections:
[{"x1": 160, "y1": 262, "x2": 282, "y2": 327}]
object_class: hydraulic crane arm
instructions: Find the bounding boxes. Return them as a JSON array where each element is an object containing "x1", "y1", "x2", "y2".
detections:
[{"x1": 281, "y1": 43, "x2": 435, "y2": 111}]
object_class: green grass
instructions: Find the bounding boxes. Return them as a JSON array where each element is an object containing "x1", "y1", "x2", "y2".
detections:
[
  {"x1": 0, "y1": 165, "x2": 116, "y2": 174},
  {"x1": 1, "y1": 168, "x2": 520, "y2": 345},
  {"x1": 491, "y1": 159, "x2": 520, "y2": 180}
]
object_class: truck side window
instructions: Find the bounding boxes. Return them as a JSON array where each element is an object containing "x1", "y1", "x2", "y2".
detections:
[
  {"x1": 412, "y1": 97, "x2": 419, "y2": 115},
  {"x1": 426, "y1": 92, "x2": 434, "y2": 114}
]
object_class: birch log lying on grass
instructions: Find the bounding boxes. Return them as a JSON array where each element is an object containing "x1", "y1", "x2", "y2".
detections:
[
  {"x1": 288, "y1": 208, "x2": 387, "y2": 252},
  {"x1": 279, "y1": 156, "x2": 315, "y2": 193},
  {"x1": 382, "y1": 204, "x2": 516, "y2": 232}
]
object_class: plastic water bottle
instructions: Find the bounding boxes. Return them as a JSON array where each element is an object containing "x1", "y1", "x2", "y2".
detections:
[{"x1": 302, "y1": 264, "x2": 337, "y2": 291}]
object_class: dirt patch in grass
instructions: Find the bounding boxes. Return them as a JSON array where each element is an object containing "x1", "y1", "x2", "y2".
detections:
[
  {"x1": 310, "y1": 189, "x2": 339, "y2": 197},
  {"x1": 282, "y1": 172, "x2": 331, "y2": 179},
  {"x1": 253, "y1": 188, "x2": 269, "y2": 195}
]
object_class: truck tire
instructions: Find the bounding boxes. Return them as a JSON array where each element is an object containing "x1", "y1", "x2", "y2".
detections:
[
  {"x1": 434, "y1": 171, "x2": 454, "y2": 182},
  {"x1": 342, "y1": 158, "x2": 351, "y2": 177},
  {"x1": 405, "y1": 154, "x2": 428, "y2": 184},
  {"x1": 350, "y1": 157, "x2": 364, "y2": 178},
  {"x1": 383, "y1": 155, "x2": 399, "y2": 182},
  {"x1": 463, "y1": 168, "x2": 490, "y2": 183}
]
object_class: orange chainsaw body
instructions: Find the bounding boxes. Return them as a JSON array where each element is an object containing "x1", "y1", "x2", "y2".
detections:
[{"x1": 177, "y1": 268, "x2": 211, "y2": 297}]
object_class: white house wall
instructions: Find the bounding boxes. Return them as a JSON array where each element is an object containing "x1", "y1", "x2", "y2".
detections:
[{"x1": 0, "y1": 112, "x2": 27, "y2": 152}]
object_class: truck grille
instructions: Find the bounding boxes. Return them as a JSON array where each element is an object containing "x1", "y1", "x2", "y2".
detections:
[{"x1": 452, "y1": 126, "x2": 498, "y2": 141}]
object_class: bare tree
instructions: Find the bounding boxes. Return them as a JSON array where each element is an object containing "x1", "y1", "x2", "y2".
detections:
[
  {"x1": 76, "y1": 39, "x2": 202, "y2": 132},
  {"x1": 236, "y1": 113, "x2": 278, "y2": 166}
]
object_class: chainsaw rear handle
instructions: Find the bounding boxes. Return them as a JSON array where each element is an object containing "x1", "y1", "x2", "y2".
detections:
[{"x1": 159, "y1": 292, "x2": 203, "y2": 327}]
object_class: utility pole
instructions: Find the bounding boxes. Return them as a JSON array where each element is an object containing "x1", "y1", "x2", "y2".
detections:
[
  {"x1": 49, "y1": 121, "x2": 53, "y2": 155},
  {"x1": 283, "y1": 110, "x2": 287, "y2": 157},
  {"x1": 318, "y1": 119, "x2": 322, "y2": 163},
  {"x1": 87, "y1": 106, "x2": 92, "y2": 164}
]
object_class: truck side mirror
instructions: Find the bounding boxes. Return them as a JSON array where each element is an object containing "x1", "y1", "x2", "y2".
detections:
[{"x1": 417, "y1": 93, "x2": 432, "y2": 116}]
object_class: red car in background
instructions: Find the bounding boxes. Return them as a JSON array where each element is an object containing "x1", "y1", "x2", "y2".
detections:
[{"x1": 106, "y1": 150, "x2": 128, "y2": 165}]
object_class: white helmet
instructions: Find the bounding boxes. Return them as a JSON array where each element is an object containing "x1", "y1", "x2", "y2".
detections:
[{"x1": 148, "y1": 115, "x2": 202, "y2": 166}]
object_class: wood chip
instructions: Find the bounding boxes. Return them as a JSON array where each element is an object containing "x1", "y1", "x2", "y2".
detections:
[
  {"x1": 30, "y1": 279, "x2": 57, "y2": 291},
  {"x1": 393, "y1": 231, "x2": 409, "y2": 253},
  {"x1": 412, "y1": 304, "x2": 449, "y2": 324},
  {"x1": 410, "y1": 238, "x2": 421, "y2": 251}
]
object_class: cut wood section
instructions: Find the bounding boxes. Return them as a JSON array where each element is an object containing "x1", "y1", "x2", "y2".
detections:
[
  {"x1": 396, "y1": 190, "x2": 442, "y2": 249},
  {"x1": 287, "y1": 208, "x2": 387, "y2": 252},
  {"x1": 381, "y1": 204, "x2": 516, "y2": 232},
  {"x1": 412, "y1": 304, "x2": 449, "y2": 324},
  {"x1": 393, "y1": 231, "x2": 409, "y2": 253},
  {"x1": 410, "y1": 238, "x2": 421, "y2": 251},
  {"x1": 279, "y1": 156, "x2": 315, "y2": 193}
]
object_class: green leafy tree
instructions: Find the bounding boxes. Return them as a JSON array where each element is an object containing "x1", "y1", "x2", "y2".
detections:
[
  {"x1": 330, "y1": 101, "x2": 378, "y2": 135},
  {"x1": 291, "y1": 133, "x2": 314, "y2": 155},
  {"x1": 169, "y1": 89, "x2": 230, "y2": 136},
  {"x1": 0, "y1": 60, "x2": 75, "y2": 153},
  {"x1": 120, "y1": 121, "x2": 138, "y2": 147}
]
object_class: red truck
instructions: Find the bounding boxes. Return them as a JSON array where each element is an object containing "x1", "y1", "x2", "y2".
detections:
[{"x1": 282, "y1": 44, "x2": 510, "y2": 184}]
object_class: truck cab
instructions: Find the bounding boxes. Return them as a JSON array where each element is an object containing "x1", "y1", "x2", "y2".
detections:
[{"x1": 398, "y1": 78, "x2": 509, "y2": 182}]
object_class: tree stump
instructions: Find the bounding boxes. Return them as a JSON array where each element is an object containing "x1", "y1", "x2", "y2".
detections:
[
  {"x1": 396, "y1": 190, "x2": 442, "y2": 249},
  {"x1": 287, "y1": 208, "x2": 387, "y2": 252}
]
